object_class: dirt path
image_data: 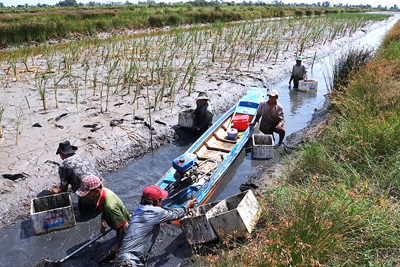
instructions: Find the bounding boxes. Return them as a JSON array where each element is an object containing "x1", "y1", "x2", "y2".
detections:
[{"x1": 0, "y1": 15, "x2": 396, "y2": 230}]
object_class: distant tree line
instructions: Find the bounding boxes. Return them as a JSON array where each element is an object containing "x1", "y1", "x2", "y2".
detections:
[{"x1": 0, "y1": 0, "x2": 398, "y2": 9}]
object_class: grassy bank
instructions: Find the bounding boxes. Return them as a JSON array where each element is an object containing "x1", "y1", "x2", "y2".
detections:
[
  {"x1": 0, "y1": 4, "x2": 371, "y2": 47},
  {"x1": 200, "y1": 20, "x2": 400, "y2": 266}
]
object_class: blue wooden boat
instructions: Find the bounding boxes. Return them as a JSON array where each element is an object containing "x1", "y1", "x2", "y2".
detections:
[{"x1": 157, "y1": 87, "x2": 268, "y2": 209}]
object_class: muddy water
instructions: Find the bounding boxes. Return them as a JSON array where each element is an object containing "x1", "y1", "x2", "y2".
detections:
[{"x1": 0, "y1": 17, "x2": 399, "y2": 267}]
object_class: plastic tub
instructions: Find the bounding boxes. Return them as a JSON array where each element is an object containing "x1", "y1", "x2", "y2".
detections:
[
  {"x1": 233, "y1": 114, "x2": 250, "y2": 131},
  {"x1": 227, "y1": 128, "x2": 238, "y2": 141}
]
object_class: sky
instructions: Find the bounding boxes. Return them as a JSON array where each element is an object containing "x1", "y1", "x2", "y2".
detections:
[{"x1": 1, "y1": 0, "x2": 398, "y2": 9}]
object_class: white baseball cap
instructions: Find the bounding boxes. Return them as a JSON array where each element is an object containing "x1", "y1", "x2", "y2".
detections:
[{"x1": 268, "y1": 89, "x2": 279, "y2": 97}]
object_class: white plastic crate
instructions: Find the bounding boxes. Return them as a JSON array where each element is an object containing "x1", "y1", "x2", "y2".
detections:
[
  {"x1": 298, "y1": 79, "x2": 318, "y2": 92},
  {"x1": 180, "y1": 201, "x2": 219, "y2": 245},
  {"x1": 252, "y1": 134, "x2": 274, "y2": 159},
  {"x1": 30, "y1": 192, "x2": 76, "y2": 235},
  {"x1": 207, "y1": 190, "x2": 261, "y2": 239},
  {"x1": 178, "y1": 110, "x2": 195, "y2": 128}
]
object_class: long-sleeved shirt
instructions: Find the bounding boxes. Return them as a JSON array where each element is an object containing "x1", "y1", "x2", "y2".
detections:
[
  {"x1": 255, "y1": 100, "x2": 285, "y2": 134},
  {"x1": 114, "y1": 204, "x2": 189, "y2": 266},
  {"x1": 291, "y1": 64, "x2": 307, "y2": 79}
]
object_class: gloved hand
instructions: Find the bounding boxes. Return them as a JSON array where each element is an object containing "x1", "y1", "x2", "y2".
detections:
[{"x1": 97, "y1": 250, "x2": 116, "y2": 264}]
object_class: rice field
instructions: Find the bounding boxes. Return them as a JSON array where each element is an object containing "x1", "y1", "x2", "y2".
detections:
[{"x1": 0, "y1": 13, "x2": 389, "y2": 127}]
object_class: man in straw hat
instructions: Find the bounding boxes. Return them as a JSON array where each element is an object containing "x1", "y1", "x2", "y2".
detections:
[
  {"x1": 51, "y1": 140, "x2": 102, "y2": 213},
  {"x1": 250, "y1": 89, "x2": 285, "y2": 148},
  {"x1": 193, "y1": 92, "x2": 213, "y2": 132},
  {"x1": 289, "y1": 55, "x2": 307, "y2": 90},
  {"x1": 113, "y1": 185, "x2": 197, "y2": 267},
  {"x1": 76, "y1": 175, "x2": 131, "y2": 264}
]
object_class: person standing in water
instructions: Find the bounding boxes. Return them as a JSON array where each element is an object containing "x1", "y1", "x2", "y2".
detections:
[{"x1": 289, "y1": 56, "x2": 307, "y2": 90}]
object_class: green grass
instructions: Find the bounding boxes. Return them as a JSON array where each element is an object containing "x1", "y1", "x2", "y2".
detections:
[{"x1": 0, "y1": 4, "x2": 380, "y2": 47}]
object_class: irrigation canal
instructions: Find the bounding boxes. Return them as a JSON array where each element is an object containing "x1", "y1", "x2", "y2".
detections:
[{"x1": 0, "y1": 15, "x2": 399, "y2": 267}]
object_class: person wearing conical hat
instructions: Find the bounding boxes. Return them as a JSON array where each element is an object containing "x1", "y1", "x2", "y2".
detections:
[
  {"x1": 193, "y1": 92, "x2": 213, "y2": 132},
  {"x1": 289, "y1": 56, "x2": 307, "y2": 90}
]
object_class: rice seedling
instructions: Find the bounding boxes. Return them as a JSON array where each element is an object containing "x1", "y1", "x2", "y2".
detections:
[
  {"x1": 0, "y1": 103, "x2": 5, "y2": 138},
  {"x1": 15, "y1": 106, "x2": 23, "y2": 145},
  {"x1": 34, "y1": 72, "x2": 49, "y2": 111},
  {"x1": 0, "y1": 77, "x2": 6, "y2": 90},
  {"x1": 20, "y1": 87, "x2": 30, "y2": 109},
  {"x1": 6, "y1": 53, "x2": 19, "y2": 82},
  {"x1": 99, "y1": 83, "x2": 104, "y2": 113},
  {"x1": 70, "y1": 78, "x2": 80, "y2": 113},
  {"x1": 52, "y1": 72, "x2": 67, "y2": 109},
  {"x1": 93, "y1": 66, "x2": 98, "y2": 96},
  {"x1": 83, "y1": 62, "x2": 89, "y2": 95},
  {"x1": 145, "y1": 80, "x2": 154, "y2": 153}
]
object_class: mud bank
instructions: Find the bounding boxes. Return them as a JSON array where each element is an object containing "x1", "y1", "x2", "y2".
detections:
[{"x1": 0, "y1": 14, "x2": 397, "y2": 230}]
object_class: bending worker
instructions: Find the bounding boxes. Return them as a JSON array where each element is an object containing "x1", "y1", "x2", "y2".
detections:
[
  {"x1": 289, "y1": 56, "x2": 307, "y2": 90},
  {"x1": 76, "y1": 175, "x2": 131, "y2": 264},
  {"x1": 193, "y1": 92, "x2": 213, "y2": 132},
  {"x1": 250, "y1": 89, "x2": 285, "y2": 148},
  {"x1": 51, "y1": 140, "x2": 102, "y2": 214},
  {"x1": 113, "y1": 185, "x2": 197, "y2": 267}
]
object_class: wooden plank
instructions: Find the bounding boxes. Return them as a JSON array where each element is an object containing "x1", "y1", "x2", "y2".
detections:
[
  {"x1": 205, "y1": 136, "x2": 235, "y2": 153},
  {"x1": 213, "y1": 128, "x2": 237, "y2": 144},
  {"x1": 221, "y1": 115, "x2": 233, "y2": 131},
  {"x1": 196, "y1": 146, "x2": 228, "y2": 161}
]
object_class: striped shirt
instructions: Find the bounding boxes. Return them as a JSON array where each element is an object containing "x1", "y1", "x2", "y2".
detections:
[{"x1": 114, "y1": 204, "x2": 189, "y2": 266}]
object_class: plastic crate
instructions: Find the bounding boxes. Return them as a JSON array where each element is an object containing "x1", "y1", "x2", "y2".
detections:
[
  {"x1": 30, "y1": 193, "x2": 76, "y2": 235},
  {"x1": 298, "y1": 80, "x2": 318, "y2": 92},
  {"x1": 180, "y1": 201, "x2": 220, "y2": 245},
  {"x1": 252, "y1": 134, "x2": 274, "y2": 159},
  {"x1": 178, "y1": 110, "x2": 195, "y2": 128},
  {"x1": 207, "y1": 190, "x2": 261, "y2": 239}
]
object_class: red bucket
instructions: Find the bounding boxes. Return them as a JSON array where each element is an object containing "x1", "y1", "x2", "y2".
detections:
[{"x1": 232, "y1": 115, "x2": 250, "y2": 131}]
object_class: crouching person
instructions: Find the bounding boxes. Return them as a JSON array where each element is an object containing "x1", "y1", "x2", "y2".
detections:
[
  {"x1": 76, "y1": 175, "x2": 131, "y2": 264},
  {"x1": 113, "y1": 185, "x2": 197, "y2": 267}
]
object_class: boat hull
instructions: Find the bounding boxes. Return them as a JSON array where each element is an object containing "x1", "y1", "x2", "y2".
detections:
[{"x1": 157, "y1": 87, "x2": 268, "y2": 209}]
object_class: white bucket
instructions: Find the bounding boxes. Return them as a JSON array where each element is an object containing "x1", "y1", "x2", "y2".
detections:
[{"x1": 227, "y1": 128, "x2": 238, "y2": 141}]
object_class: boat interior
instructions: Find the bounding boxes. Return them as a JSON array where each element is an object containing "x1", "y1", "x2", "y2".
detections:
[{"x1": 193, "y1": 113, "x2": 254, "y2": 184}]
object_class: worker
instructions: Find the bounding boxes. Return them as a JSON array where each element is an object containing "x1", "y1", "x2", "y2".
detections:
[
  {"x1": 51, "y1": 141, "x2": 102, "y2": 214},
  {"x1": 289, "y1": 56, "x2": 307, "y2": 90},
  {"x1": 250, "y1": 89, "x2": 285, "y2": 148},
  {"x1": 113, "y1": 185, "x2": 197, "y2": 267},
  {"x1": 193, "y1": 92, "x2": 213, "y2": 132},
  {"x1": 76, "y1": 175, "x2": 131, "y2": 264}
]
